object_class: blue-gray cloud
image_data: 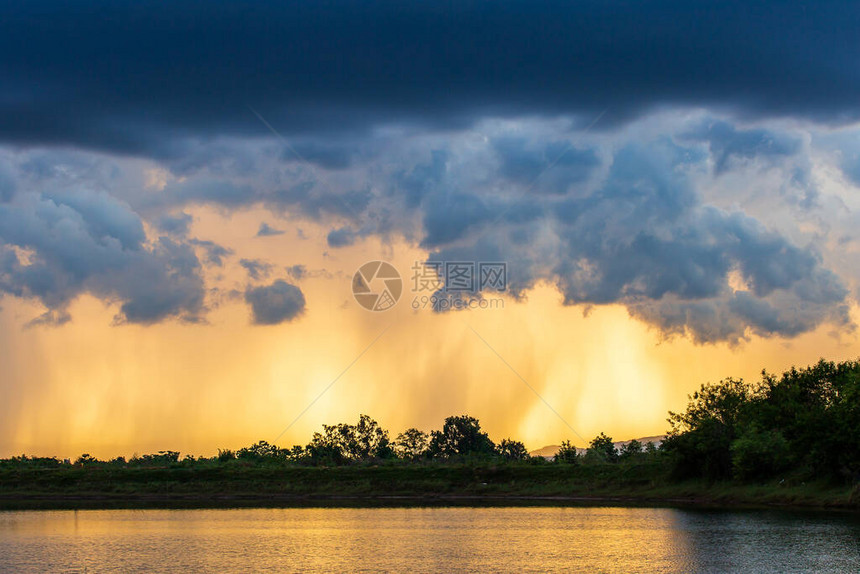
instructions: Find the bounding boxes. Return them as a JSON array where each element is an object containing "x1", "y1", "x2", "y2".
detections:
[
  {"x1": 152, "y1": 178, "x2": 372, "y2": 224},
  {"x1": 2, "y1": 1, "x2": 859, "y2": 159},
  {"x1": 189, "y1": 239, "x2": 232, "y2": 267},
  {"x1": 286, "y1": 264, "x2": 306, "y2": 280},
  {"x1": 0, "y1": 190, "x2": 206, "y2": 324},
  {"x1": 426, "y1": 142, "x2": 851, "y2": 343},
  {"x1": 683, "y1": 120, "x2": 802, "y2": 174},
  {"x1": 244, "y1": 279, "x2": 306, "y2": 325},
  {"x1": 239, "y1": 258, "x2": 273, "y2": 281},
  {"x1": 327, "y1": 227, "x2": 359, "y2": 248},
  {"x1": 492, "y1": 137, "x2": 600, "y2": 194},
  {"x1": 256, "y1": 222, "x2": 285, "y2": 237},
  {"x1": 0, "y1": 166, "x2": 16, "y2": 202},
  {"x1": 153, "y1": 212, "x2": 193, "y2": 237},
  {"x1": 0, "y1": 110, "x2": 854, "y2": 343}
]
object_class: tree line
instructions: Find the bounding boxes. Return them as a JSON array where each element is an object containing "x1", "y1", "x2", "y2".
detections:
[
  {"x1": 664, "y1": 358, "x2": 860, "y2": 482},
  {"x1": 1, "y1": 413, "x2": 656, "y2": 469},
  {"x1": 3, "y1": 359, "x2": 859, "y2": 485}
]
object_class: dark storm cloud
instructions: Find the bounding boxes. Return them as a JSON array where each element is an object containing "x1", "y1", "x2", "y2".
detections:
[
  {"x1": 244, "y1": 280, "x2": 306, "y2": 325},
  {"x1": 272, "y1": 184, "x2": 373, "y2": 221},
  {"x1": 0, "y1": 166, "x2": 16, "y2": 202},
  {"x1": 682, "y1": 120, "x2": 803, "y2": 174},
  {"x1": 420, "y1": 191, "x2": 494, "y2": 248},
  {"x1": 326, "y1": 227, "x2": 359, "y2": 248},
  {"x1": 395, "y1": 150, "x2": 449, "y2": 209},
  {"x1": 0, "y1": 191, "x2": 206, "y2": 324},
  {"x1": 153, "y1": 212, "x2": 193, "y2": 237},
  {"x1": 152, "y1": 178, "x2": 372, "y2": 223},
  {"x1": 286, "y1": 139, "x2": 383, "y2": 171},
  {"x1": 492, "y1": 137, "x2": 600, "y2": 194},
  {"x1": 163, "y1": 179, "x2": 256, "y2": 208},
  {"x1": 840, "y1": 149, "x2": 860, "y2": 187},
  {"x1": 2, "y1": 0, "x2": 859, "y2": 157},
  {"x1": 426, "y1": 143, "x2": 851, "y2": 343}
]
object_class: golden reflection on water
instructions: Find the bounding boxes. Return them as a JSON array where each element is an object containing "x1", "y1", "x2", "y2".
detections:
[{"x1": 1, "y1": 507, "x2": 859, "y2": 573}]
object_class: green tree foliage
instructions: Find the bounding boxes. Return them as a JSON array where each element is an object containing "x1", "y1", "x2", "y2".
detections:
[
  {"x1": 553, "y1": 440, "x2": 579, "y2": 464},
  {"x1": 306, "y1": 414, "x2": 393, "y2": 464},
  {"x1": 664, "y1": 377, "x2": 753, "y2": 479},
  {"x1": 1, "y1": 455, "x2": 64, "y2": 469},
  {"x1": 5, "y1": 360, "x2": 853, "y2": 482},
  {"x1": 730, "y1": 426, "x2": 790, "y2": 480},
  {"x1": 75, "y1": 454, "x2": 100, "y2": 466},
  {"x1": 217, "y1": 448, "x2": 236, "y2": 462},
  {"x1": 129, "y1": 451, "x2": 180, "y2": 466},
  {"x1": 620, "y1": 439, "x2": 643, "y2": 460},
  {"x1": 588, "y1": 433, "x2": 618, "y2": 463},
  {"x1": 394, "y1": 428, "x2": 429, "y2": 461},
  {"x1": 496, "y1": 439, "x2": 529, "y2": 461},
  {"x1": 664, "y1": 359, "x2": 860, "y2": 482},
  {"x1": 237, "y1": 440, "x2": 286, "y2": 463},
  {"x1": 428, "y1": 415, "x2": 496, "y2": 458}
]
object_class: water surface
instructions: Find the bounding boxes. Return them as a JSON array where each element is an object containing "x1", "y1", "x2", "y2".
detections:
[{"x1": 1, "y1": 507, "x2": 859, "y2": 572}]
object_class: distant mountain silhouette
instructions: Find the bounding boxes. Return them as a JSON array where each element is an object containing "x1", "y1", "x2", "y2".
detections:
[{"x1": 529, "y1": 435, "x2": 665, "y2": 459}]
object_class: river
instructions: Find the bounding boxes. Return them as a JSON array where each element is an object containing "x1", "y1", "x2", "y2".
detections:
[{"x1": 1, "y1": 506, "x2": 859, "y2": 572}]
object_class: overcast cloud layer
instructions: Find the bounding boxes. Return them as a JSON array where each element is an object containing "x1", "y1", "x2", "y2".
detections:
[
  {"x1": 1, "y1": 1, "x2": 860, "y2": 340},
  {"x1": 2, "y1": 1, "x2": 860, "y2": 154}
]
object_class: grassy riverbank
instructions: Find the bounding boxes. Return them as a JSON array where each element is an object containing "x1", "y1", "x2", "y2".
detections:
[{"x1": 1, "y1": 461, "x2": 856, "y2": 511}]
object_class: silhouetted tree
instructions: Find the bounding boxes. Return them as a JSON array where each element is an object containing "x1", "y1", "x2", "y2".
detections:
[
  {"x1": 394, "y1": 428, "x2": 429, "y2": 460},
  {"x1": 75, "y1": 454, "x2": 99, "y2": 466},
  {"x1": 663, "y1": 377, "x2": 753, "y2": 479},
  {"x1": 306, "y1": 414, "x2": 393, "y2": 463},
  {"x1": 620, "y1": 439, "x2": 643, "y2": 460},
  {"x1": 217, "y1": 448, "x2": 236, "y2": 462},
  {"x1": 428, "y1": 415, "x2": 495, "y2": 458},
  {"x1": 238, "y1": 440, "x2": 284, "y2": 462},
  {"x1": 730, "y1": 425, "x2": 790, "y2": 480},
  {"x1": 553, "y1": 440, "x2": 579, "y2": 464},
  {"x1": 497, "y1": 438, "x2": 529, "y2": 461},
  {"x1": 588, "y1": 433, "x2": 618, "y2": 463}
]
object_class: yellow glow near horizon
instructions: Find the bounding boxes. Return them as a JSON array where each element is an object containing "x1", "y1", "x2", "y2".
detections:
[{"x1": 1, "y1": 208, "x2": 859, "y2": 460}]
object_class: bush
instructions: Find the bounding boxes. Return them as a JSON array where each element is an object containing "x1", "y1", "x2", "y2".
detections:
[{"x1": 731, "y1": 427, "x2": 791, "y2": 480}]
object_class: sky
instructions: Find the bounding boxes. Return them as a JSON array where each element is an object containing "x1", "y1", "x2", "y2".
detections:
[{"x1": 2, "y1": 1, "x2": 860, "y2": 458}]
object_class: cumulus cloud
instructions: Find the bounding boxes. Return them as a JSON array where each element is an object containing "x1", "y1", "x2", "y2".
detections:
[
  {"x1": 244, "y1": 280, "x2": 306, "y2": 325},
  {"x1": 0, "y1": 165, "x2": 15, "y2": 202},
  {"x1": 0, "y1": 0, "x2": 856, "y2": 352},
  {"x1": 425, "y1": 141, "x2": 852, "y2": 343},
  {"x1": 151, "y1": 178, "x2": 373, "y2": 225},
  {"x1": 0, "y1": 190, "x2": 206, "y2": 324},
  {"x1": 0, "y1": 108, "x2": 855, "y2": 344},
  {"x1": 153, "y1": 212, "x2": 193, "y2": 236},
  {"x1": 682, "y1": 120, "x2": 802, "y2": 174},
  {"x1": 492, "y1": 137, "x2": 600, "y2": 194}
]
